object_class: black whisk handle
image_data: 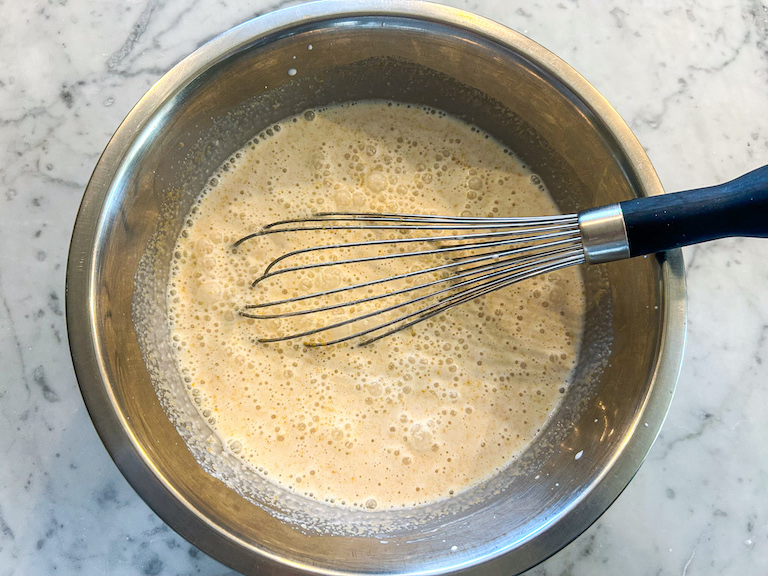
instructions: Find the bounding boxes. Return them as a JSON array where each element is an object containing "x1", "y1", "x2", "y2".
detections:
[{"x1": 620, "y1": 164, "x2": 768, "y2": 257}]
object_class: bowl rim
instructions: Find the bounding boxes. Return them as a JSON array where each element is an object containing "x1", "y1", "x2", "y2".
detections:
[{"x1": 66, "y1": 1, "x2": 687, "y2": 574}]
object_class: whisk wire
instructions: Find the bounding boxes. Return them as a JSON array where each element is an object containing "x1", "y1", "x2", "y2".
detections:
[
  {"x1": 244, "y1": 243, "x2": 583, "y2": 321},
  {"x1": 259, "y1": 226, "x2": 579, "y2": 276},
  {"x1": 313, "y1": 249, "x2": 586, "y2": 347},
  {"x1": 252, "y1": 248, "x2": 581, "y2": 346},
  {"x1": 243, "y1": 242, "x2": 582, "y2": 316},
  {"x1": 238, "y1": 212, "x2": 586, "y2": 345},
  {"x1": 252, "y1": 229, "x2": 581, "y2": 285},
  {"x1": 234, "y1": 212, "x2": 578, "y2": 247}
]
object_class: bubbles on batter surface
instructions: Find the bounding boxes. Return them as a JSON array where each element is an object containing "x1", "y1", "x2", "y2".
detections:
[{"x1": 166, "y1": 100, "x2": 586, "y2": 510}]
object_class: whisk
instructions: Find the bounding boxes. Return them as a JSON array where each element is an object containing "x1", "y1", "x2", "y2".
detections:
[{"x1": 235, "y1": 165, "x2": 768, "y2": 346}]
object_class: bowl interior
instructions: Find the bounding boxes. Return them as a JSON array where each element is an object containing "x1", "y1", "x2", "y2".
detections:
[{"x1": 71, "y1": 9, "x2": 683, "y2": 576}]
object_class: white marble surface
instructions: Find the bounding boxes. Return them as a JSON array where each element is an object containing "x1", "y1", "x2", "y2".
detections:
[{"x1": 1, "y1": 0, "x2": 767, "y2": 574}]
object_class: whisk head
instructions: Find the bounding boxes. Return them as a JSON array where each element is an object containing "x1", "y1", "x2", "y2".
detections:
[{"x1": 234, "y1": 213, "x2": 585, "y2": 346}]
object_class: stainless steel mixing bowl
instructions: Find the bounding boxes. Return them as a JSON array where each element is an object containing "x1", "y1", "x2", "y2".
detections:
[{"x1": 66, "y1": 2, "x2": 686, "y2": 574}]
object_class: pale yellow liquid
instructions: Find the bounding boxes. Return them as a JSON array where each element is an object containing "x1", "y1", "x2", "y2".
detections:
[{"x1": 167, "y1": 102, "x2": 585, "y2": 510}]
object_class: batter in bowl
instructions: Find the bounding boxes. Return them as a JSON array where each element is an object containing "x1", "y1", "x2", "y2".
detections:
[{"x1": 167, "y1": 101, "x2": 585, "y2": 510}]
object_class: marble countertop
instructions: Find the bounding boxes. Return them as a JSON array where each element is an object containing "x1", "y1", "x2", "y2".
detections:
[{"x1": 1, "y1": 0, "x2": 767, "y2": 574}]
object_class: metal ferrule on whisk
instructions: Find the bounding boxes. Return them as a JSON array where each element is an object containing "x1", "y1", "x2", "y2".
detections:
[{"x1": 577, "y1": 204, "x2": 630, "y2": 264}]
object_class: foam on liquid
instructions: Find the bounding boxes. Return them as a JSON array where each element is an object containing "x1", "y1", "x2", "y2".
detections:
[{"x1": 167, "y1": 101, "x2": 585, "y2": 510}]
